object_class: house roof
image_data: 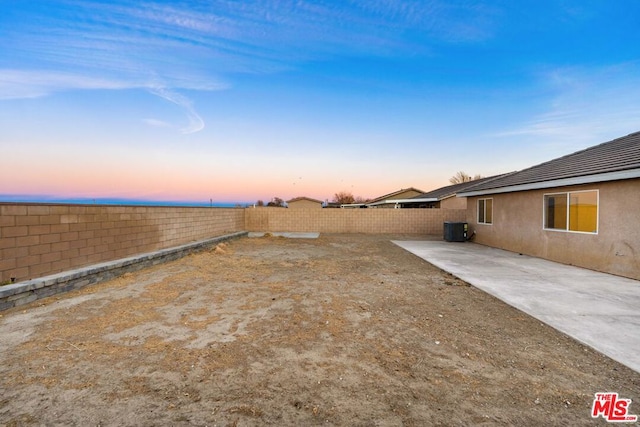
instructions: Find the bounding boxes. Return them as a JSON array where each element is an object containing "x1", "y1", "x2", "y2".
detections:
[
  {"x1": 411, "y1": 175, "x2": 508, "y2": 201},
  {"x1": 458, "y1": 131, "x2": 640, "y2": 197},
  {"x1": 286, "y1": 196, "x2": 323, "y2": 204},
  {"x1": 368, "y1": 187, "x2": 425, "y2": 203}
]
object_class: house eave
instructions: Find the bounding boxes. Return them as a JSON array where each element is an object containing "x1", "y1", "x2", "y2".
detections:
[
  {"x1": 438, "y1": 193, "x2": 456, "y2": 201},
  {"x1": 457, "y1": 169, "x2": 640, "y2": 197}
]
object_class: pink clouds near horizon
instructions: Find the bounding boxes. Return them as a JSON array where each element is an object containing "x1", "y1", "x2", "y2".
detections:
[{"x1": 1, "y1": 164, "x2": 443, "y2": 204}]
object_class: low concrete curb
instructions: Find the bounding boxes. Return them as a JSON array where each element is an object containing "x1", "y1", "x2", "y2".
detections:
[
  {"x1": 248, "y1": 232, "x2": 320, "y2": 238},
  {"x1": 0, "y1": 231, "x2": 248, "y2": 312}
]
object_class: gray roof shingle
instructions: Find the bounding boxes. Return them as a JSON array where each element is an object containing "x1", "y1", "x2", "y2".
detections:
[
  {"x1": 412, "y1": 174, "x2": 508, "y2": 200},
  {"x1": 458, "y1": 131, "x2": 640, "y2": 195}
]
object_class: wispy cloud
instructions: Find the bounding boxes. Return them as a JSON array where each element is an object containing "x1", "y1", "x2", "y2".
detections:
[
  {"x1": 1, "y1": 0, "x2": 502, "y2": 133},
  {"x1": 0, "y1": 69, "x2": 132, "y2": 100},
  {"x1": 347, "y1": 0, "x2": 499, "y2": 43},
  {"x1": 141, "y1": 118, "x2": 171, "y2": 128},
  {"x1": 493, "y1": 62, "x2": 640, "y2": 149},
  {"x1": 0, "y1": 68, "x2": 215, "y2": 134},
  {"x1": 4, "y1": 0, "x2": 501, "y2": 77},
  {"x1": 147, "y1": 85, "x2": 205, "y2": 134}
]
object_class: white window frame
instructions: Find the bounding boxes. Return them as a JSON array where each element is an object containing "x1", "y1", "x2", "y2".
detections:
[
  {"x1": 477, "y1": 198, "x2": 493, "y2": 225},
  {"x1": 542, "y1": 189, "x2": 599, "y2": 234}
]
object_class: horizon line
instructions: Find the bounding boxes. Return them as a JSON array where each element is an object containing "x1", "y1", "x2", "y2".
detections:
[{"x1": 0, "y1": 194, "x2": 249, "y2": 208}]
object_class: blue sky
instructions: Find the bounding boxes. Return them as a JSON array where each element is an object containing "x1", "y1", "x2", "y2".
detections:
[{"x1": 1, "y1": 0, "x2": 639, "y2": 203}]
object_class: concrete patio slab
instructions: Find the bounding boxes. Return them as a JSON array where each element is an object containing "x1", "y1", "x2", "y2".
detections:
[{"x1": 392, "y1": 240, "x2": 640, "y2": 374}]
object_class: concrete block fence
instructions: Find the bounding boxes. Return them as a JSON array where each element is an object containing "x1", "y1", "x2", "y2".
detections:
[
  {"x1": 0, "y1": 203, "x2": 244, "y2": 284},
  {"x1": 0, "y1": 232, "x2": 247, "y2": 311},
  {"x1": 1, "y1": 203, "x2": 466, "y2": 310},
  {"x1": 244, "y1": 207, "x2": 466, "y2": 234}
]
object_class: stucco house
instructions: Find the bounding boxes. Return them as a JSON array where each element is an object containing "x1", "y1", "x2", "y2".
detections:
[
  {"x1": 398, "y1": 176, "x2": 507, "y2": 209},
  {"x1": 365, "y1": 187, "x2": 424, "y2": 208},
  {"x1": 457, "y1": 131, "x2": 640, "y2": 281},
  {"x1": 286, "y1": 197, "x2": 324, "y2": 209}
]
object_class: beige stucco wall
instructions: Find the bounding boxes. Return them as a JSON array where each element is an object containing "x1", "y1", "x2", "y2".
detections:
[
  {"x1": 440, "y1": 196, "x2": 467, "y2": 209},
  {"x1": 288, "y1": 199, "x2": 323, "y2": 209},
  {"x1": 466, "y1": 179, "x2": 640, "y2": 280},
  {"x1": 246, "y1": 207, "x2": 466, "y2": 234}
]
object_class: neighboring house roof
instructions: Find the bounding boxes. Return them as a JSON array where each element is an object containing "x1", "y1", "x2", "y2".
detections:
[
  {"x1": 368, "y1": 187, "x2": 425, "y2": 204},
  {"x1": 324, "y1": 202, "x2": 342, "y2": 208},
  {"x1": 286, "y1": 196, "x2": 323, "y2": 204},
  {"x1": 411, "y1": 175, "x2": 508, "y2": 201},
  {"x1": 459, "y1": 131, "x2": 640, "y2": 197}
]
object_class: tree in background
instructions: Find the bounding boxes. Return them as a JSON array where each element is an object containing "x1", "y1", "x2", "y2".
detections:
[
  {"x1": 256, "y1": 200, "x2": 264, "y2": 207},
  {"x1": 266, "y1": 197, "x2": 285, "y2": 207},
  {"x1": 449, "y1": 171, "x2": 482, "y2": 184},
  {"x1": 332, "y1": 191, "x2": 355, "y2": 204}
]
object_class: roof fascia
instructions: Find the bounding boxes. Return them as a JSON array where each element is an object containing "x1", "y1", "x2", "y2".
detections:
[
  {"x1": 458, "y1": 169, "x2": 640, "y2": 197},
  {"x1": 438, "y1": 193, "x2": 456, "y2": 201}
]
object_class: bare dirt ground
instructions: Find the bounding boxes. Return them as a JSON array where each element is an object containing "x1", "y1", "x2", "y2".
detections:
[{"x1": 1, "y1": 234, "x2": 638, "y2": 426}]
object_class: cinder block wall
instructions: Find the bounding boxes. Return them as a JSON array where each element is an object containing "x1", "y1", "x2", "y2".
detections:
[
  {"x1": 0, "y1": 204, "x2": 244, "y2": 283},
  {"x1": 1, "y1": 204, "x2": 465, "y2": 284},
  {"x1": 245, "y1": 207, "x2": 466, "y2": 234}
]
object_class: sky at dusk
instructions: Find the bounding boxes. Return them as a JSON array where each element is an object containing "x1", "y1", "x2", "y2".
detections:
[{"x1": 1, "y1": 1, "x2": 640, "y2": 204}]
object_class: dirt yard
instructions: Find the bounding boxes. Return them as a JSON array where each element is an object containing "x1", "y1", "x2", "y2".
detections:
[{"x1": 0, "y1": 234, "x2": 638, "y2": 426}]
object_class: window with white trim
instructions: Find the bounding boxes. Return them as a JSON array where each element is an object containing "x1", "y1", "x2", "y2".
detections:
[
  {"x1": 477, "y1": 198, "x2": 493, "y2": 224},
  {"x1": 543, "y1": 190, "x2": 598, "y2": 233}
]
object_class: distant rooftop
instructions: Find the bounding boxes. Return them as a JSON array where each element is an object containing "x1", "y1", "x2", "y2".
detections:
[
  {"x1": 412, "y1": 175, "x2": 508, "y2": 200},
  {"x1": 368, "y1": 187, "x2": 425, "y2": 203},
  {"x1": 286, "y1": 196, "x2": 323, "y2": 204}
]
